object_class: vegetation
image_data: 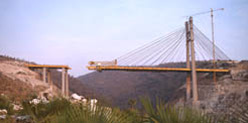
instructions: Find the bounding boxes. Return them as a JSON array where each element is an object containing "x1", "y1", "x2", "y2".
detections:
[
  {"x1": 1, "y1": 96, "x2": 248, "y2": 123},
  {"x1": 140, "y1": 98, "x2": 222, "y2": 123},
  {"x1": 128, "y1": 99, "x2": 137, "y2": 110},
  {"x1": 0, "y1": 94, "x2": 14, "y2": 115}
]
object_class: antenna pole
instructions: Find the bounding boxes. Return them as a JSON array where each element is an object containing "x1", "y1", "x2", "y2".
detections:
[{"x1": 211, "y1": 8, "x2": 217, "y2": 84}]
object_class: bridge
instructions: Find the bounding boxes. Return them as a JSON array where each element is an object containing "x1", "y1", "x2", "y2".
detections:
[
  {"x1": 88, "y1": 66, "x2": 229, "y2": 72},
  {"x1": 87, "y1": 17, "x2": 230, "y2": 104},
  {"x1": 25, "y1": 64, "x2": 71, "y2": 98}
]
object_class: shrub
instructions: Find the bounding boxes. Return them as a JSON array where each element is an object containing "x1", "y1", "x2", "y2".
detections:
[
  {"x1": 20, "y1": 98, "x2": 71, "y2": 122},
  {"x1": 140, "y1": 97, "x2": 225, "y2": 123},
  {"x1": 43, "y1": 103, "x2": 135, "y2": 123},
  {"x1": 0, "y1": 94, "x2": 14, "y2": 115}
]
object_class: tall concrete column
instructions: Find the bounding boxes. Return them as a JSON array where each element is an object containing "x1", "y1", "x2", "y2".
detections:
[
  {"x1": 62, "y1": 68, "x2": 65, "y2": 97},
  {"x1": 47, "y1": 70, "x2": 51, "y2": 85},
  {"x1": 47, "y1": 70, "x2": 53, "y2": 92},
  {"x1": 43, "y1": 67, "x2": 47, "y2": 83},
  {"x1": 65, "y1": 69, "x2": 69, "y2": 98},
  {"x1": 185, "y1": 21, "x2": 191, "y2": 101},
  {"x1": 189, "y1": 17, "x2": 198, "y2": 102}
]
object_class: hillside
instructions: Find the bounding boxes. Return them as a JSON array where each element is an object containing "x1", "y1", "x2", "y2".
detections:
[
  {"x1": 0, "y1": 55, "x2": 58, "y2": 101},
  {"x1": 0, "y1": 55, "x2": 94, "y2": 102},
  {"x1": 78, "y1": 60, "x2": 234, "y2": 109}
]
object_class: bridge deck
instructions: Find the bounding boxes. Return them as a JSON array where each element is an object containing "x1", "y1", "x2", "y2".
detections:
[
  {"x1": 87, "y1": 66, "x2": 229, "y2": 72},
  {"x1": 25, "y1": 64, "x2": 71, "y2": 69}
]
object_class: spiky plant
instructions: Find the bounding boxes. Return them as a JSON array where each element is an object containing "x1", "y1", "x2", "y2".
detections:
[
  {"x1": 18, "y1": 97, "x2": 245, "y2": 123},
  {"x1": 140, "y1": 97, "x2": 224, "y2": 123},
  {"x1": 42, "y1": 103, "x2": 136, "y2": 123},
  {"x1": 124, "y1": 108, "x2": 143, "y2": 123}
]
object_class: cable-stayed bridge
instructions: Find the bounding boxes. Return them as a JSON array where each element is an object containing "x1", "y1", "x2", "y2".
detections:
[{"x1": 87, "y1": 17, "x2": 230, "y2": 104}]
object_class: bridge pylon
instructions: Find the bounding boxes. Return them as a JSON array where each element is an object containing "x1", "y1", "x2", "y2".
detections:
[
  {"x1": 185, "y1": 21, "x2": 191, "y2": 101},
  {"x1": 189, "y1": 17, "x2": 199, "y2": 102}
]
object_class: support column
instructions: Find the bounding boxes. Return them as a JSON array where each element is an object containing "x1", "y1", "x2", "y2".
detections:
[
  {"x1": 43, "y1": 67, "x2": 47, "y2": 83},
  {"x1": 47, "y1": 70, "x2": 51, "y2": 85},
  {"x1": 62, "y1": 68, "x2": 65, "y2": 97},
  {"x1": 47, "y1": 70, "x2": 53, "y2": 92},
  {"x1": 185, "y1": 21, "x2": 191, "y2": 101},
  {"x1": 65, "y1": 69, "x2": 69, "y2": 98},
  {"x1": 189, "y1": 17, "x2": 198, "y2": 102}
]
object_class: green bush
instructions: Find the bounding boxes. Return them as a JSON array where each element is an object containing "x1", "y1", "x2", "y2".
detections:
[
  {"x1": 0, "y1": 94, "x2": 14, "y2": 115},
  {"x1": 20, "y1": 98, "x2": 133, "y2": 123},
  {"x1": 20, "y1": 98, "x2": 71, "y2": 122},
  {"x1": 140, "y1": 97, "x2": 225, "y2": 123},
  {"x1": 43, "y1": 103, "x2": 135, "y2": 123}
]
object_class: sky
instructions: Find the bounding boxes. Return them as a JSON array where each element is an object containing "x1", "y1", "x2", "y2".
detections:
[{"x1": 1, "y1": 0, "x2": 248, "y2": 77}]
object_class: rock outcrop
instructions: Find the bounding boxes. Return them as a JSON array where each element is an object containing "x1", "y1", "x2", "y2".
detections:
[{"x1": 172, "y1": 60, "x2": 248, "y2": 115}]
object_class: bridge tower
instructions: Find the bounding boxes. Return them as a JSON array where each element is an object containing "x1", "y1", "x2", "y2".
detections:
[
  {"x1": 189, "y1": 17, "x2": 198, "y2": 102},
  {"x1": 185, "y1": 21, "x2": 191, "y2": 101}
]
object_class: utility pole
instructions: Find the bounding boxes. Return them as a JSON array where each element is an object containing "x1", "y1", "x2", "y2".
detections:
[
  {"x1": 210, "y1": 8, "x2": 224, "y2": 84},
  {"x1": 189, "y1": 17, "x2": 198, "y2": 102}
]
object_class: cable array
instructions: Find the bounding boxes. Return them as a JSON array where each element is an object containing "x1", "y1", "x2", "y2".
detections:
[
  {"x1": 193, "y1": 25, "x2": 230, "y2": 61},
  {"x1": 115, "y1": 25, "x2": 229, "y2": 66}
]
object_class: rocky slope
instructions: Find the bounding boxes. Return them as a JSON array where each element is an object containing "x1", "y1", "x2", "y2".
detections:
[
  {"x1": 169, "y1": 60, "x2": 248, "y2": 115},
  {"x1": 194, "y1": 61, "x2": 248, "y2": 114},
  {"x1": 0, "y1": 55, "x2": 94, "y2": 102},
  {"x1": 0, "y1": 56, "x2": 61, "y2": 101}
]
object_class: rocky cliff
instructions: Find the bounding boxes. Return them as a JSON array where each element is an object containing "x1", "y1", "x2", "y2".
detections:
[{"x1": 171, "y1": 60, "x2": 248, "y2": 115}]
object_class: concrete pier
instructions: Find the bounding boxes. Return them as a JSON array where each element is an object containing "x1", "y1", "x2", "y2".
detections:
[
  {"x1": 62, "y1": 68, "x2": 65, "y2": 96},
  {"x1": 65, "y1": 69, "x2": 69, "y2": 97},
  {"x1": 43, "y1": 67, "x2": 47, "y2": 83},
  {"x1": 26, "y1": 64, "x2": 71, "y2": 98}
]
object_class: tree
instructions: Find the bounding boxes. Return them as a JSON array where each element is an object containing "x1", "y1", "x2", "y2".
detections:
[{"x1": 128, "y1": 99, "x2": 137, "y2": 110}]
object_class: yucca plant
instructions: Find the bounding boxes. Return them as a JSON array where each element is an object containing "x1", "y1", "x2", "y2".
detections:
[
  {"x1": 123, "y1": 108, "x2": 143, "y2": 123},
  {"x1": 19, "y1": 97, "x2": 137, "y2": 123},
  {"x1": 43, "y1": 103, "x2": 136, "y2": 123},
  {"x1": 140, "y1": 97, "x2": 225, "y2": 123}
]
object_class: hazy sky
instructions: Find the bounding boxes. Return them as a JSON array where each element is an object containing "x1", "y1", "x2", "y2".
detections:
[{"x1": 1, "y1": 0, "x2": 248, "y2": 77}]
